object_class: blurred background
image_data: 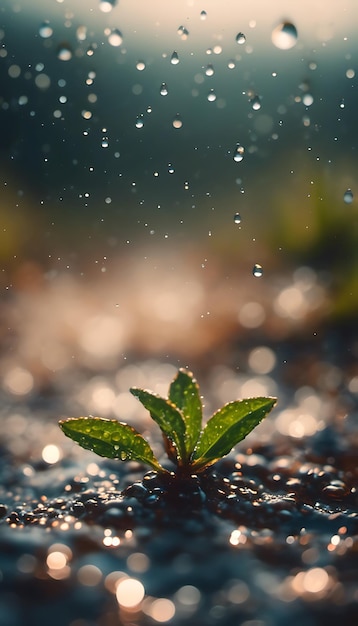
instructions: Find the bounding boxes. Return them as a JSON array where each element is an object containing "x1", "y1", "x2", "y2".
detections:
[{"x1": 0, "y1": 0, "x2": 358, "y2": 449}]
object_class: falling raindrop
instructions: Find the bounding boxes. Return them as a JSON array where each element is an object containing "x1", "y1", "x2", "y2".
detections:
[
  {"x1": 99, "y1": 0, "x2": 117, "y2": 12},
  {"x1": 233, "y1": 144, "x2": 245, "y2": 162},
  {"x1": 160, "y1": 82, "x2": 168, "y2": 96},
  {"x1": 170, "y1": 51, "x2": 180, "y2": 65},
  {"x1": 343, "y1": 188, "x2": 354, "y2": 204},
  {"x1": 135, "y1": 115, "x2": 144, "y2": 129},
  {"x1": 172, "y1": 115, "x2": 183, "y2": 129},
  {"x1": 302, "y1": 93, "x2": 314, "y2": 106},
  {"x1": 39, "y1": 22, "x2": 53, "y2": 38},
  {"x1": 177, "y1": 25, "x2": 189, "y2": 40},
  {"x1": 234, "y1": 213, "x2": 242, "y2": 224},
  {"x1": 101, "y1": 136, "x2": 109, "y2": 148},
  {"x1": 136, "y1": 61, "x2": 146, "y2": 71},
  {"x1": 207, "y1": 89, "x2": 217, "y2": 102},
  {"x1": 205, "y1": 64, "x2": 214, "y2": 77},
  {"x1": 253, "y1": 264, "x2": 263, "y2": 277},
  {"x1": 250, "y1": 95, "x2": 261, "y2": 110},
  {"x1": 200, "y1": 10, "x2": 207, "y2": 20},
  {"x1": 57, "y1": 44, "x2": 73, "y2": 61},
  {"x1": 236, "y1": 32, "x2": 246, "y2": 45},
  {"x1": 168, "y1": 164, "x2": 175, "y2": 174},
  {"x1": 107, "y1": 29, "x2": 123, "y2": 47},
  {"x1": 271, "y1": 22, "x2": 298, "y2": 50}
]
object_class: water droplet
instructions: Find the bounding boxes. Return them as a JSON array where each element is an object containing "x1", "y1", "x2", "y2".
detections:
[
  {"x1": 205, "y1": 64, "x2": 214, "y2": 77},
  {"x1": 302, "y1": 93, "x2": 314, "y2": 106},
  {"x1": 170, "y1": 51, "x2": 180, "y2": 65},
  {"x1": 233, "y1": 144, "x2": 245, "y2": 162},
  {"x1": 250, "y1": 95, "x2": 261, "y2": 110},
  {"x1": 172, "y1": 115, "x2": 183, "y2": 129},
  {"x1": 136, "y1": 60, "x2": 146, "y2": 71},
  {"x1": 344, "y1": 188, "x2": 354, "y2": 204},
  {"x1": 253, "y1": 264, "x2": 263, "y2": 278},
  {"x1": 99, "y1": 0, "x2": 117, "y2": 13},
  {"x1": 135, "y1": 115, "x2": 144, "y2": 129},
  {"x1": 207, "y1": 89, "x2": 217, "y2": 102},
  {"x1": 160, "y1": 82, "x2": 168, "y2": 96},
  {"x1": 200, "y1": 10, "x2": 207, "y2": 20},
  {"x1": 39, "y1": 22, "x2": 53, "y2": 39},
  {"x1": 236, "y1": 32, "x2": 246, "y2": 45},
  {"x1": 57, "y1": 44, "x2": 72, "y2": 61},
  {"x1": 271, "y1": 22, "x2": 298, "y2": 50},
  {"x1": 177, "y1": 25, "x2": 189, "y2": 40},
  {"x1": 108, "y1": 29, "x2": 123, "y2": 47},
  {"x1": 168, "y1": 163, "x2": 175, "y2": 174},
  {"x1": 120, "y1": 451, "x2": 127, "y2": 461},
  {"x1": 101, "y1": 136, "x2": 109, "y2": 148},
  {"x1": 234, "y1": 213, "x2": 242, "y2": 224}
]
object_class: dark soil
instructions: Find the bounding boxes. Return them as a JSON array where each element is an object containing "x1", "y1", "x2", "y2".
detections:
[{"x1": 1, "y1": 412, "x2": 357, "y2": 626}]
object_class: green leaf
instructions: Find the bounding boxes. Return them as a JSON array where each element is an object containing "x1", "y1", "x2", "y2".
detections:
[
  {"x1": 169, "y1": 368, "x2": 202, "y2": 457},
  {"x1": 59, "y1": 417, "x2": 165, "y2": 472},
  {"x1": 130, "y1": 388, "x2": 187, "y2": 463},
  {"x1": 192, "y1": 397, "x2": 277, "y2": 470}
]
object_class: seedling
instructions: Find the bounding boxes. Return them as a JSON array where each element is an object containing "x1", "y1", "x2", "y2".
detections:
[{"x1": 59, "y1": 369, "x2": 276, "y2": 476}]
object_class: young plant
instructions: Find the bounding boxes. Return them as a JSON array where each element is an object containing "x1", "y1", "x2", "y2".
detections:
[{"x1": 59, "y1": 369, "x2": 276, "y2": 475}]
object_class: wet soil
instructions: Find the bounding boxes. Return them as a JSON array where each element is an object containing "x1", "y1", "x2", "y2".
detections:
[{"x1": 1, "y1": 412, "x2": 357, "y2": 626}]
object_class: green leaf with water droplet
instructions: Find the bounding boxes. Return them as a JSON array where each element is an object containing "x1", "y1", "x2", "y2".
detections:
[
  {"x1": 59, "y1": 417, "x2": 165, "y2": 472},
  {"x1": 169, "y1": 368, "x2": 202, "y2": 457},
  {"x1": 130, "y1": 388, "x2": 187, "y2": 463},
  {"x1": 192, "y1": 397, "x2": 277, "y2": 470}
]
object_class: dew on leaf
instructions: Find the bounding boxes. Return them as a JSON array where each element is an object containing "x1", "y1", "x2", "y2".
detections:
[
  {"x1": 233, "y1": 144, "x2": 245, "y2": 162},
  {"x1": 271, "y1": 22, "x2": 298, "y2": 50},
  {"x1": 160, "y1": 82, "x2": 168, "y2": 96},
  {"x1": 253, "y1": 263, "x2": 263, "y2": 278},
  {"x1": 170, "y1": 51, "x2": 180, "y2": 65},
  {"x1": 343, "y1": 188, "x2": 353, "y2": 204},
  {"x1": 236, "y1": 32, "x2": 246, "y2": 45},
  {"x1": 107, "y1": 29, "x2": 123, "y2": 47}
]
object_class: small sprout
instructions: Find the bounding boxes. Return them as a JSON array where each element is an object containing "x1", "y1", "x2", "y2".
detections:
[{"x1": 59, "y1": 369, "x2": 276, "y2": 475}]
